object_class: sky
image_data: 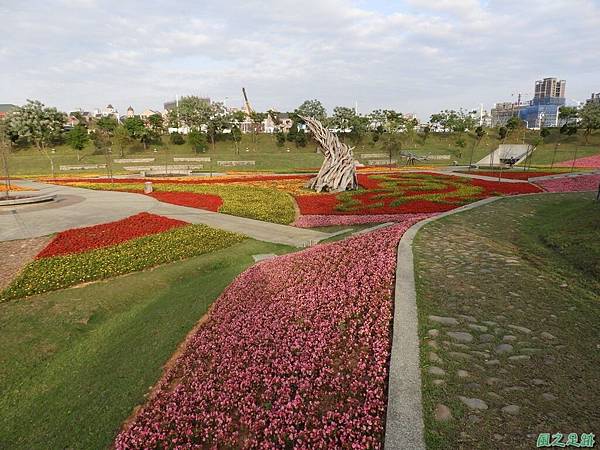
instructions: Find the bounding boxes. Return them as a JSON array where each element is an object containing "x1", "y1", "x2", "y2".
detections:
[{"x1": 1, "y1": 0, "x2": 599, "y2": 120}]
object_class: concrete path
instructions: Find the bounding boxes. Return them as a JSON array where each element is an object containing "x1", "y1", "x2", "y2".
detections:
[
  {"x1": 385, "y1": 196, "x2": 501, "y2": 450},
  {"x1": 0, "y1": 181, "x2": 331, "y2": 247}
]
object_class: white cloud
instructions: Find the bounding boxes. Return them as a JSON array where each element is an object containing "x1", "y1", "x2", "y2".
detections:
[{"x1": 0, "y1": 0, "x2": 598, "y2": 118}]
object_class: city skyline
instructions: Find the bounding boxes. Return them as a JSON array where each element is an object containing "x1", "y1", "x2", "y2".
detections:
[{"x1": 1, "y1": 0, "x2": 599, "y2": 119}]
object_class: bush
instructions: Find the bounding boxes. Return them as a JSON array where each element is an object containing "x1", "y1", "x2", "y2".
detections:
[
  {"x1": 295, "y1": 132, "x2": 307, "y2": 147},
  {"x1": 275, "y1": 132, "x2": 285, "y2": 148},
  {"x1": 188, "y1": 130, "x2": 208, "y2": 153},
  {"x1": 170, "y1": 132, "x2": 185, "y2": 145}
]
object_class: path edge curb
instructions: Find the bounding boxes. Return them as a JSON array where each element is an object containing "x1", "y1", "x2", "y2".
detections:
[{"x1": 384, "y1": 196, "x2": 501, "y2": 450}]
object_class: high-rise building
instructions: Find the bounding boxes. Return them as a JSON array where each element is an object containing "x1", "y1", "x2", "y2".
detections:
[
  {"x1": 491, "y1": 102, "x2": 523, "y2": 127},
  {"x1": 586, "y1": 93, "x2": 600, "y2": 105},
  {"x1": 534, "y1": 78, "x2": 566, "y2": 99},
  {"x1": 519, "y1": 77, "x2": 566, "y2": 128}
]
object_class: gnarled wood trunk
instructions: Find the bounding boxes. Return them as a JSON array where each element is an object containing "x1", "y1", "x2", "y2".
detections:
[{"x1": 301, "y1": 116, "x2": 358, "y2": 192}]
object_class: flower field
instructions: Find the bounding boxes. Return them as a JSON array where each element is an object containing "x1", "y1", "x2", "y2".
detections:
[
  {"x1": 293, "y1": 212, "x2": 437, "y2": 228},
  {"x1": 115, "y1": 221, "x2": 419, "y2": 448},
  {"x1": 294, "y1": 173, "x2": 541, "y2": 215},
  {"x1": 1, "y1": 223, "x2": 245, "y2": 300},
  {"x1": 55, "y1": 181, "x2": 297, "y2": 225},
  {"x1": 50, "y1": 172, "x2": 541, "y2": 227},
  {"x1": 37, "y1": 212, "x2": 187, "y2": 258},
  {"x1": 455, "y1": 170, "x2": 558, "y2": 180},
  {"x1": 556, "y1": 154, "x2": 600, "y2": 168},
  {"x1": 533, "y1": 173, "x2": 600, "y2": 192}
]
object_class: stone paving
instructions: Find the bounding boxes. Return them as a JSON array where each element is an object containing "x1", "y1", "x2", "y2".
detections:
[{"x1": 413, "y1": 194, "x2": 599, "y2": 449}]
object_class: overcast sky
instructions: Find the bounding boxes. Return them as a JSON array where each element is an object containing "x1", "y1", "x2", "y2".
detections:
[{"x1": 1, "y1": 0, "x2": 599, "y2": 119}]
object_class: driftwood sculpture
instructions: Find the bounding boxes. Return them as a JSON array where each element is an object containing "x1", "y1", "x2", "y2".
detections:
[{"x1": 301, "y1": 116, "x2": 358, "y2": 192}]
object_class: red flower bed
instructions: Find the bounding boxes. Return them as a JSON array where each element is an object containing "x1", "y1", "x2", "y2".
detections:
[
  {"x1": 37, "y1": 212, "x2": 187, "y2": 258},
  {"x1": 470, "y1": 178, "x2": 542, "y2": 195},
  {"x1": 456, "y1": 170, "x2": 557, "y2": 180},
  {"x1": 49, "y1": 174, "x2": 310, "y2": 185},
  {"x1": 147, "y1": 192, "x2": 223, "y2": 211},
  {"x1": 296, "y1": 173, "x2": 541, "y2": 215}
]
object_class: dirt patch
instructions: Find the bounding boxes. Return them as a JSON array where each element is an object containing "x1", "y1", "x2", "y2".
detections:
[{"x1": 0, "y1": 236, "x2": 52, "y2": 292}]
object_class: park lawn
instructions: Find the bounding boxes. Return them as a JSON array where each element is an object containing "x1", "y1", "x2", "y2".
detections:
[
  {"x1": 414, "y1": 193, "x2": 599, "y2": 449},
  {"x1": 8, "y1": 129, "x2": 599, "y2": 177},
  {"x1": 0, "y1": 239, "x2": 293, "y2": 450}
]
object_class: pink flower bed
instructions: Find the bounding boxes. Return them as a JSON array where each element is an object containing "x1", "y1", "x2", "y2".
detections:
[
  {"x1": 293, "y1": 213, "x2": 438, "y2": 228},
  {"x1": 115, "y1": 221, "x2": 421, "y2": 448},
  {"x1": 556, "y1": 154, "x2": 600, "y2": 168},
  {"x1": 534, "y1": 173, "x2": 600, "y2": 192}
]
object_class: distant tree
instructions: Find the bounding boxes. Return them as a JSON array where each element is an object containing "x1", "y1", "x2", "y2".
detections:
[
  {"x1": 505, "y1": 116, "x2": 522, "y2": 138},
  {"x1": 294, "y1": 99, "x2": 327, "y2": 122},
  {"x1": 468, "y1": 125, "x2": 487, "y2": 169},
  {"x1": 230, "y1": 125, "x2": 242, "y2": 154},
  {"x1": 8, "y1": 100, "x2": 65, "y2": 152},
  {"x1": 558, "y1": 106, "x2": 578, "y2": 126},
  {"x1": 579, "y1": 102, "x2": 600, "y2": 144},
  {"x1": 0, "y1": 119, "x2": 13, "y2": 197},
  {"x1": 8, "y1": 100, "x2": 65, "y2": 177},
  {"x1": 206, "y1": 102, "x2": 228, "y2": 152},
  {"x1": 295, "y1": 131, "x2": 307, "y2": 147},
  {"x1": 177, "y1": 96, "x2": 212, "y2": 130},
  {"x1": 66, "y1": 124, "x2": 89, "y2": 161},
  {"x1": 188, "y1": 130, "x2": 208, "y2": 153},
  {"x1": 498, "y1": 126, "x2": 508, "y2": 142},
  {"x1": 381, "y1": 132, "x2": 403, "y2": 165},
  {"x1": 559, "y1": 123, "x2": 577, "y2": 137},
  {"x1": 421, "y1": 125, "x2": 431, "y2": 144},
  {"x1": 248, "y1": 111, "x2": 266, "y2": 150},
  {"x1": 96, "y1": 116, "x2": 118, "y2": 135},
  {"x1": 454, "y1": 137, "x2": 466, "y2": 159},
  {"x1": 287, "y1": 121, "x2": 299, "y2": 142},
  {"x1": 169, "y1": 131, "x2": 185, "y2": 145},
  {"x1": 147, "y1": 114, "x2": 165, "y2": 135},
  {"x1": 430, "y1": 109, "x2": 475, "y2": 133},
  {"x1": 275, "y1": 131, "x2": 285, "y2": 148},
  {"x1": 123, "y1": 116, "x2": 156, "y2": 150},
  {"x1": 113, "y1": 125, "x2": 132, "y2": 157}
]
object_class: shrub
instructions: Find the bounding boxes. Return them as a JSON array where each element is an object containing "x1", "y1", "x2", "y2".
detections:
[{"x1": 169, "y1": 132, "x2": 185, "y2": 145}]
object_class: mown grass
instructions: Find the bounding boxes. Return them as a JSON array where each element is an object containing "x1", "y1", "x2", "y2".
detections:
[
  {"x1": 0, "y1": 239, "x2": 293, "y2": 450},
  {"x1": 7, "y1": 130, "x2": 599, "y2": 176},
  {"x1": 413, "y1": 193, "x2": 599, "y2": 449}
]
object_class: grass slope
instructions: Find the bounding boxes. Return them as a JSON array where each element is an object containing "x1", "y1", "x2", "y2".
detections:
[
  {"x1": 6, "y1": 130, "x2": 599, "y2": 176},
  {"x1": 0, "y1": 239, "x2": 293, "y2": 450},
  {"x1": 413, "y1": 193, "x2": 599, "y2": 449}
]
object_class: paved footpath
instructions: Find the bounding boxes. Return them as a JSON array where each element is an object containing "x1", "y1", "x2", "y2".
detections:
[{"x1": 0, "y1": 181, "x2": 331, "y2": 247}]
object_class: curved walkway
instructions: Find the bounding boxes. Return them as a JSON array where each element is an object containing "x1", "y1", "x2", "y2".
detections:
[
  {"x1": 385, "y1": 196, "x2": 501, "y2": 450},
  {"x1": 0, "y1": 181, "x2": 331, "y2": 247}
]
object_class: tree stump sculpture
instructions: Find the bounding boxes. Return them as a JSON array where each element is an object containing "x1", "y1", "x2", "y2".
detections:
[{"x1": 301, "y1": 116, "x2": 358, "y2": 192}]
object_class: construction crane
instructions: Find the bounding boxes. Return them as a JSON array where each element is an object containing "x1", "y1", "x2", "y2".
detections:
[{"x1": 242, "y1": 87, "x2": 254, "y2": 116}]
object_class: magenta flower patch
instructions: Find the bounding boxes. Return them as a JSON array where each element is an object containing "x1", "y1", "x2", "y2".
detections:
[
  {"x1": 293, "y1": 213, "x2": 437, "y2": 228},
  {"x1": 115, "y1": 221, "x2": 420, "y2": 449},
  {"x1": 534, "y1": 173, "x2": 600, "y2": 192}
]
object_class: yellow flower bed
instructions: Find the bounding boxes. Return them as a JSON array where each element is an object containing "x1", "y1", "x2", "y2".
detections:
[
  {"x1": 1, "y1": 224, "x2": 245, "y2": 300},
  {"x1": 0, "y1": 184, "x2": 34, "y2": 192}
]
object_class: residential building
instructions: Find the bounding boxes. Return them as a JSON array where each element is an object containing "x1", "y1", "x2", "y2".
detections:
[
  {"x1": 126, "y1": 106, "x2": 135, "y2": 117},
  {"x1": 586, "y1": 93, "x2": 600, "y2": 104},
  {"x1": 491, "y1": 102, "x2": 523, "y2": 127},
  {"x1": 534, "y1": 78, "x2": 566, "y2": 99},
  {"x1": 518, "y1": 77, "x2": 566, "y2": 128}
]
